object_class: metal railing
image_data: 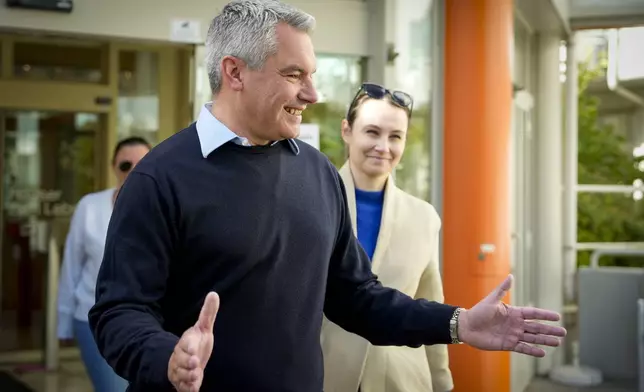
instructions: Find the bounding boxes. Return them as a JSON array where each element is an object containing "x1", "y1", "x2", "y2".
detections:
[
  {"x1": 589, "y1": 248, "x2": 644, "y2": 268},
  {"x1": 639, "y1": 298, "x2": 644, "y2": 392},
  {"x1": 45, "y1": 235, "x2": 60, "y2": 371}
]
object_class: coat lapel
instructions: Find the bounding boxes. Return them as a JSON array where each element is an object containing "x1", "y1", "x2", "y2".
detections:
[{"x1": 338, "y1": 162, "x2": 396, "y2": 275}]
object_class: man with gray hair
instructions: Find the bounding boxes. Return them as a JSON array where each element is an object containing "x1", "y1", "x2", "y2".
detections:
[{"x1": 89, "y1": 1, "x2": 566, "y2": 391}]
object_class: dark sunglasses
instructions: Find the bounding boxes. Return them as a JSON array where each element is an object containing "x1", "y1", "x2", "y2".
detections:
[
  {"x1": 347, "y1": 82, "x2": 414, "y2": 119},
  {"x1": 118, "y1": 161, "x2": 133, "y2": 173}
]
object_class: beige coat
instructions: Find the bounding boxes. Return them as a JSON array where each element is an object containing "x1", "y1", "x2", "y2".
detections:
[{"x1": 321, "y1": 163, "x2": 453, "y2": 392}]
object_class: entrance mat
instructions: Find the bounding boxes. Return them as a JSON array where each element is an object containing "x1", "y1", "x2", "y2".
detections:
[{"x1": 0, "y1": 371, "x2": 35, "y2": 392}]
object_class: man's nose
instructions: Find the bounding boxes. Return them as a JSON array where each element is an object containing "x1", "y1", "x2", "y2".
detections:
[{"x1": 300, "y1": 80, "x2": 318, "y2": 104}]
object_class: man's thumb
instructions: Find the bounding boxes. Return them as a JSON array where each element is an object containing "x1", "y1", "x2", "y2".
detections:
[
  {"x1": 196, "y1": 292, "x2": 220, "y2": 332},
  {"x1": 489, "y1": 274, "x2": 513, "y2": 302}
]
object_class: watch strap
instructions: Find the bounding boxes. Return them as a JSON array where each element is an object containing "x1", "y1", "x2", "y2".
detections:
[{"x1": 449, "y1": 307, "x2": 464, "y2": 344}]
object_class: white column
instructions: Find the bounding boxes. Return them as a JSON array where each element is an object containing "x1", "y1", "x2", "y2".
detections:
[
  {"x1": 535, "y1": 33, "x2": 564, "y2": 375},
  {"x1": 365, "y1": 0, "x2": 387, "y2": 84},
  {"x1": 563, "y1": 34, "x2": 579, "y2": 307}
]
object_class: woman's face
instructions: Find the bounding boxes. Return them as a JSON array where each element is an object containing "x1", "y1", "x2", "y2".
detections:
[
  {"x1": 342, "y1": 98, "x2": 409, "y2": 179},
  {"x1": 112, "y1": 144, "x2": 150, "y2": 186}
]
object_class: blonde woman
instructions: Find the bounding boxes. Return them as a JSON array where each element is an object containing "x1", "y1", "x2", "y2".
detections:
[{"x1": 321, "y1": 83, "x2": 453, "y2": 392}]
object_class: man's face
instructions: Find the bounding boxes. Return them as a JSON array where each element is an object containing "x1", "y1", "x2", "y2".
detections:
[{"x1": 240, "y1": 23, "x2": 318, "y2": 142}]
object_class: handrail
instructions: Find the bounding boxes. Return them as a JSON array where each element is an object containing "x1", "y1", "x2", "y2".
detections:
[
  {"x1": 45, "y1": 235, "x2": 60, "y2": 371},
  {"x1": 589, "y1": 249, "x2": 644, "y2": 268},
  {"x1": 576, "y1": 242, "x2": 644, "y2": 251},
  {"x1": 638, "y1": 299, "x2": 644, "y2": 392}
]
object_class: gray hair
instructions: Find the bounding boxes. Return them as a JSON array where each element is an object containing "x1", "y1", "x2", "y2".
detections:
[{"x1": 206, "y1": 0, "x2": 316, "y2": 94}]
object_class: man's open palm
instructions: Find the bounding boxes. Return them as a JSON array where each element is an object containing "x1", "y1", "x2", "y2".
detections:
[
  {"x1": 458, "y1": 275, "x2": 567, "y2": 357},
  {"x1": 168, "y1": 292, "x2": 220, "y2": 392}
]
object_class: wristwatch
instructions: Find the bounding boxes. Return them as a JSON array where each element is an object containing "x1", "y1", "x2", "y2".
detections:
[{"x1": 449, "y1": 308, "x2": 464, "y2": 344}]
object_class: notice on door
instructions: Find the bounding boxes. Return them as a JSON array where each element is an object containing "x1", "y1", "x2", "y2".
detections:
[
  {"x1": 297, "y1": 123, "x2": 320, "y2": 150},
  {"x1": 170, "y1": 19, "x2": 203, "y2": 43}
]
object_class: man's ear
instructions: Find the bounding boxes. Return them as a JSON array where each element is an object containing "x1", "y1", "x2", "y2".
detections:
[{"x1": 221, "y1": 56, "x2": 245, "y2": 91}]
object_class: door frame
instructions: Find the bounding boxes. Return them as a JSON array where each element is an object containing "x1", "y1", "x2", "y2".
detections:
[{"x1": 0, "y1": 32, "x2": 193, "y2": 366}]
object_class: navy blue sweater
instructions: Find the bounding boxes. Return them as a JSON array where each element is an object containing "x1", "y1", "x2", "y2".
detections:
[{"x1": 88, "y1": 123, "x2": 457, "y2": 392}]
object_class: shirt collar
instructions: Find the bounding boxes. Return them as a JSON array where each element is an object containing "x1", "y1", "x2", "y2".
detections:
[{"x1": 196, "y1": 103, "x2": 299, "y2": 157}]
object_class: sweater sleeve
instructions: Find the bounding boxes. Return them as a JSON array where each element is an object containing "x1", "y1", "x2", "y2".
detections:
[
  {"x1": 88, "y1": 171, "x2": 178, "y2": 390},
  {"x1": 323, "y1": 170, "x2": 458, "y2": 347}
]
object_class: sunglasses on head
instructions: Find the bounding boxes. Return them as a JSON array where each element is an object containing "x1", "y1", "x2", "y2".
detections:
[
  {"x1": 118, "y1": 161, "x2": 133, "y2": 173},
  {"x1": 347, "y1": 82, "x2": 414, "y2": 119}
]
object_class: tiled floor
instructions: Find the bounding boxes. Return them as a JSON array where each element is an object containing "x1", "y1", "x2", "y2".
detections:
[
  {"x1": 1, "y1": 361, "x2": 92, "y2": 392},
  {"x1": 526, "y1": 376, "x2": 637, "y2": 392},
  {"x1": 1, "y1": 362, "x2": 639, "y2": 392}
]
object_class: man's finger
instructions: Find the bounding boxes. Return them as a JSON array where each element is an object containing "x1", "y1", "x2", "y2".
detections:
[
  {"x1": 172, "y1": 347, "x2": 197, "y2": 370},
  {"x1": 513, "y1": 341, "x2": 545, "y2": 357},
  {"x1": 178, "y1": 332, "x2": 202, "y2": 358},
  {"x1": 520, "y1": 307, "x2": 564, "y2": 325},
  {"x1": 177, "y1": 380, "x2": 199, "y2": 392},
  {"x1": 520, "y1": 332, "x2": 561, "y2": 347},
  {"x1": 196, "y1": 291, "x2": 220, "y2": 333},
  {"x1": 524, "y1": 320, "x2": 567, "y2": 337},
  {"x1": 485, "y1": 274, "x2": 513, "y2": 303},
  {"x1": 174, "y1": 366, "x2": 199, "y2": 384}
]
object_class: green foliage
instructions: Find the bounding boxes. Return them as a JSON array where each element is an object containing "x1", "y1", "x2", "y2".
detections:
[
  {"x1": 576, "y1": 63, "x2": 644, "y2": 267},
  {"x1": 302, "y1": 102, "x2": 346, "y2": 167},
  {"x1": 395, "y1": 104, "x2": 431, "y2": 201}
]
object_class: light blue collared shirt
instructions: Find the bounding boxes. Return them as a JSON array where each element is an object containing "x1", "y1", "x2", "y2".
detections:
[{"x1": 196, "y1": 103, "x2": 299, "y2": 157}]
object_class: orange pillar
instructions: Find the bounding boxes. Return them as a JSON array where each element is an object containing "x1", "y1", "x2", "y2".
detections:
[{"x1": 443, "y1": 0, "x2": 513, "y2": 391}]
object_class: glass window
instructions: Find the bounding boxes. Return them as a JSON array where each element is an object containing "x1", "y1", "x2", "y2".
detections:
[
  {"x1": 117, "y1": 50, "x2": 160, "y2": 144},
  {"x1": 12, "y1": 41, "x2": 106, "y2": 83},
  {"x1": 194, "y1": 45, "x2": 211, "y2": 119},
  {"x1": 1, "y1": 110, "x2": 100, "y2": 353},
  {"x1": 302, "y1": 54, "x2": 363, "y2": 167},
  {"x1": 575, "y1": 29, "x2": 644, "y2": 269},
  {"x1": 389, "y1": 0, "x2": 434, "y2": 201}
]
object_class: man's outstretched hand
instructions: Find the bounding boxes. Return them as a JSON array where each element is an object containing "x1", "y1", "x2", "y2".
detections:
[
  {"x1": 168, "y1": 292, "x2": 220, "y2": 392},
  {"x1": 457, "y1": 275, "x2": 567, "y2": 357}
]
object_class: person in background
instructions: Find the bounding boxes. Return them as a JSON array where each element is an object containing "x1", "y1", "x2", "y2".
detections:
[
  {"x1": 56, "y1": 136, "x2": 151, "y2": 392},
  {"x1": 321, "y1": 83, "x2": 453, "y2": 392}
]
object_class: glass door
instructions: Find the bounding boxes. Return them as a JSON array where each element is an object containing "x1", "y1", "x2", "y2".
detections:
[
  {"x1": 0, "y1": 110, "x2": 102, "y2": 357},
  {"x1": 0, "y1": 33, "x2": 191, "y2": 370}
]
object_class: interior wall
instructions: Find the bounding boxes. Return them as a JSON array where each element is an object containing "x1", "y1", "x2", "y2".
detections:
[{"x1": 0, "y1": 0, "x2": 368, "y2": 56}]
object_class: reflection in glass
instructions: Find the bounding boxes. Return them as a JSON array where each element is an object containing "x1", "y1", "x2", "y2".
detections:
[
  {"x1": 1, "y1": 110, "x2": 99, "y2": 353},
  {"x1": 302, "y1": 54, "x2": 363, "y2": 167},
  {"x1": 13, "y1": 41, "x2": 105, "y2": 83},
  {"x1": 118, "y1": 51, "x2": 160, "y2": 144},
  {"x1": 390, "y1": 0, "x2": 434, "y2": 201}
]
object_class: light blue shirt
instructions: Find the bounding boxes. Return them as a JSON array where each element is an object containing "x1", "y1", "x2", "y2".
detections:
[
  {"x1": 57, "y1": 188, "x2": 115, "y2": 338},
  {"x1": 196, "y1": 102, "x2": 299, "y2": 157}
]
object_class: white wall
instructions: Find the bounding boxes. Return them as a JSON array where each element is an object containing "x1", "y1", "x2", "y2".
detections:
[
  {"x1": 550, "y1": 0, "x2": 571, "y2": 32},
  {"x1": 0, "y1": 0, "x2": 368, "y2": 55},
  {"x1": 570, "y1": 0, "x2": 644, "y2": 29}
]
